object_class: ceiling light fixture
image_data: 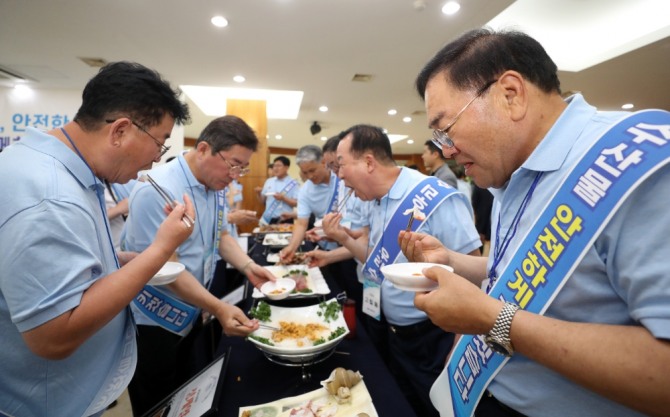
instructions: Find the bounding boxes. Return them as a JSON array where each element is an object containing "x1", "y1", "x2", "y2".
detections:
[
  {"x1": 403, "y1": 116, "x2": 412, "y2": 123},
  {"x1": 211, "y1": 16, "x2": 229, "y2": 28},
  {"x1": 275, "y1": 135, "x2": 283, "y2": 140},
  {"x1": 487, "y1": 0, "x2": 670, "y2": 72},
  {"x1": 621, "y1": 103, "x2": 634, "y2": 110},
  {"x1": 180, "y1": 85, "x2": 304, "y2": 119},
  {"x1": 319, "y1": 106, "x2": 328, "y2": 112},
  {"x1": 407, "y1": 139, "x2": 415, "y2": 144},
  {"x1": 442, "y1": 1, "x2": 461, "y2": 15},
  {"x1": 388, "y1": 109, "x2": 397, "y2": 116},
  {"x1": 233, "y1": 75, "x2": 245, "y2": 83}
]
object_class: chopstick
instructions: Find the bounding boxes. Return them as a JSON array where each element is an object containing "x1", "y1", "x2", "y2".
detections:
[
  {"x1": 405, "y1": 212, "x2": 415, "y2": 232},
  {"x1": 145, "y1": 174, "x2": 195, "y2": 228},
  {"x1": 258, "y1": 323, "x2": 280, "y2": 331},
  {"x1": 333, "y1": 188, "x2": 354, "y2": 214}
]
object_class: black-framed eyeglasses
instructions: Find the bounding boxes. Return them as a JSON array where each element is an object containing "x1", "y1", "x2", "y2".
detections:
[
  {"x1": 217, "y1": 152, "x2": 250, "y2": 177},
  {"x1": 432, "y1": 79, "x2": 497, "y2": 149},
  {"x1": 105, "y1": 119, "x2": 171, "y2": 157}
]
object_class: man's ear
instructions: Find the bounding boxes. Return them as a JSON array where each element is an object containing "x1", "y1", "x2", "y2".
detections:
[{"x1": 497, "y1": 70, "x2": 528, "y2": 122}]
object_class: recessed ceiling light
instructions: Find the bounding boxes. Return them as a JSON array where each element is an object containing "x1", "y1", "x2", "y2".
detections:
[
  {"x1": 320, "y1": 136, "x2": 328, "y2": 141},
  {"x1": 211, "y1": 16, "x2": 228, "y2": 28},
  {"x1": 442, "y1": 1, "x2": 461, "y2": 15},
  {"x1": 275, "y1": 135, "x2": 283, "y2": 140},
  {"x1": 621, "y1": 103, "x2": 634, "y2": 110},
  {"x1": 388, "y1": 109, "x2": 397, "y2": 116},
  {"x1": 233, "y1": 75, "x2": 245, "y2": 83},
  {"x1": 319, "y1": 106, "x2": 328, "y2": 112},
  {"x1": 407, "y1": 139, "x2": 415, "y2": 144},
  {"x1": 403, "y1": 116, "x2": 412, "y2": 123}
]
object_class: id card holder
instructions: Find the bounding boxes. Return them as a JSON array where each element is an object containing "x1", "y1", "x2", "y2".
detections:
[{"x1": 362, "y1": 278, "x2": 381, "y2": 320}]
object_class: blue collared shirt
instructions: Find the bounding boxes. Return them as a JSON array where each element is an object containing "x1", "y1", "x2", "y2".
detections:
[
  {"x1": 369, "y1": 167, "x2": 481, "y2": 325},
  {"x1": 487, "y1": 95, "x2": 670, "y2": 417},
  {"x1": 0, "y1": 128, "x2": 135, "y2": 416},
  {"x1": 261, "y1": 175, "x2": 299, "y2": 219}
]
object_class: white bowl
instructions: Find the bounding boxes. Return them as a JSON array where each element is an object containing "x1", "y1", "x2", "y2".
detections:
[
  {"x1": 260, "y1": 278, "x2": 297, "y2": 300},
  {"x1": 148, "y1": 262, "x2": 185, "y2": 286},
  {"x1": 380, "y1": 262, "x2": 453, "y2": 292},
  {"x1": 247, "y1": 299, "x2": 349, "y2": 362}
]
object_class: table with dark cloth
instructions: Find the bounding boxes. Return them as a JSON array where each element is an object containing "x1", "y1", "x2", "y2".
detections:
[{"x1": 204, "y1": 235, "x2": 419, "y2": 417}]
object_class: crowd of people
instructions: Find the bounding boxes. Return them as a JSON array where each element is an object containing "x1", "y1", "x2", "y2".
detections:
[{"x1": 0, "y1": 27, "x2": 668, "y2": 417}]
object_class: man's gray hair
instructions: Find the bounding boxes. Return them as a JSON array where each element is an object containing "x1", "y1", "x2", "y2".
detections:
[{"x1": 296, "y1": 144, "x2": 322, "y2": 165}]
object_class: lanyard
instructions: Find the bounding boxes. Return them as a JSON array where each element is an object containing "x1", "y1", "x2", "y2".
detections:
[
  {"x1": 487, "y1": 171, "x2": 543, "y2": 292},
  {"x1": 177, "y1": 157, "x2": 206, "y2": 246},
  {"x1": 61, "y1": 128, "x2": 119, "y2": 269}
]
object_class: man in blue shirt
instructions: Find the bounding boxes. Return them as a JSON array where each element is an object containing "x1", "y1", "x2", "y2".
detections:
[
  {"x1": 0, "y1": 61, "x2": 193, "y2": 417},
  {"x1": 123, "y1": 115, "x2": 274, "y2": 416},
  {"x1": 256, "y1": 156, "x2": 299, "y2": 224},
  {"x1": 402, "y1": 28, "x2": 670, "y2": 417},
  {"x1": 322, "y1": 125, "x2": 481, "y2": 417}
]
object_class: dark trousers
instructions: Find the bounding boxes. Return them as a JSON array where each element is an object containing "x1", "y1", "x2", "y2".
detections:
[
  {"x1": 128, "y1": 323, "x2": 201, "y2": 417},
  {"x1": 365, "y1": 315, "x2": 453, "y2": 417}
]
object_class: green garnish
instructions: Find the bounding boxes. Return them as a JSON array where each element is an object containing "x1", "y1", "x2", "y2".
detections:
[
  {"x1": 249, "y1": 300, "x2": 271, "y2": 322},
  {"x1": 316, "y1": 301, "x2": 341, "y2": 323},
  {"x1": 248, "y1": 335, "x2": 274, "y2": 346},
  {"x1": 328, "y1": 326, "x2": 346, "y2": 340},
  {"x1": 313, "y1": 338, "x2": 326, "y2": 346}
]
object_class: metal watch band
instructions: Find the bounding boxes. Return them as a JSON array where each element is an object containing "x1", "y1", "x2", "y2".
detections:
[{"x1": 486, "y1": 302, "x2": 519, "y2": 355}]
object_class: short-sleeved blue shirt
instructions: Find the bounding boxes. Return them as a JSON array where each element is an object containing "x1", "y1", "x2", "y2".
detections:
[
  {"x1": 297, "y1": 171, "x2": 341, "y2": 250},
  {"x1": 261, "y1": 175, "x2": 299, "y2": 220},
  {"x1": 370, "y1": 167, "x2": 481, "y2": 325},
  {"x1": 0, "y1": 128, "x2": 135, "y2": 416},
  {"x1": 486, "y1": 95, "x2": 670, "y2": 416},
  {"x1": 123, "y1": 154, "x2": 227, "y2": 326}
]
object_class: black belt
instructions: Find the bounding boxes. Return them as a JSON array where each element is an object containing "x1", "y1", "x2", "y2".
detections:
[
  {"x1": 388, "y1": 319, "x2": 435, "y2": 338},
  {"x1": 477, "y1": 391, "x2": 528, "y2": 417}
]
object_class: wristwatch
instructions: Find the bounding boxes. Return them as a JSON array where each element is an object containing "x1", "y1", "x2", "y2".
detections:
[{"x1": 484, "y1": 302, "x2": 519, "y2": 357}]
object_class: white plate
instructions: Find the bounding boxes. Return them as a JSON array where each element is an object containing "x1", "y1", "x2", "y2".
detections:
[
  {"x1": 148, "y1": 262, "x2": 185, "y2": 286},
  {"x1": 238, "y1": 379, "x2": 378, "y2": 417},
  {"x1": 380, "y1": 262, "x2": 453, "y2": 292},
  {"x1": 252, "y1": 265, "x2": 330, "y2": 298},
  {"x1": 247, "y1": 299, "x2": 349, "y2": 358},
  {"x1": 262, "y1": 233, "x2": 292, "y2": 247},
  {"x1": 266, "y1": 252, "x2": 280, "y2": 264},
  {"x1": 260, "y1": 278, "x2": 296, "y2": 300}
]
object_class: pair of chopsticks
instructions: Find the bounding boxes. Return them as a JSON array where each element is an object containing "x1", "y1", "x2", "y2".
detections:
[
  {"x1": 258, "y1": 323, "x2": 280, "y2": 331},
  {"x1": 145, "y1": 174, "x2": 195, "y2": 228},
  {"x1": 332, "y1": 188, "x2": 354, "y2": 214}
]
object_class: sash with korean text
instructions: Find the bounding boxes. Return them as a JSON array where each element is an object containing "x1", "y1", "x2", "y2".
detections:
[
  {"x1": 327, "y1": 176, "x2": 341, "y2": 213},
  {"x1": 431, "y1": 109, "x2": 670, "y2": 417},
  {"x1": 261, "y1": 179, "x2": 298, "y2": 224},
  {"x1": 133, "y1": 285, "x2": 200, "y2": 336},
  {"x1": 362, "y1": 176, "x2": 460, "y2": 320}
]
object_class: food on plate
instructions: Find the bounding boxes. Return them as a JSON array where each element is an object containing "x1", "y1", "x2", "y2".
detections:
[
  {"x1": 271, "y1": 321, "x2": 329, "y2": 347},
  {"x1": 259, "y1": 223, "x2": 294, "y2": 233},
  {"x1": 249, "y1": 301, "x2": 272, "y2": 321},
  {"x1": 283, "y1": 269, "x2": 312, "y2": 293},
  {"x1": 323, "y1": 367, "x2": 363, "y2": 404},
  {"x1": 316, "y1": 300, "x2": 342, "y2": 323},
  {"x1": 402, "y1": 205, "x2": 427, "y2": 221}
]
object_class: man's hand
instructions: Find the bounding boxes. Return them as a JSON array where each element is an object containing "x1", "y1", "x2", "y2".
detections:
[
  {"x1": 213, "y1": 302, "x2": 260, "y2": 337},
  {"x1": 244, "y1": 262, "x2": 276, "y2": 288},
  {"x1": 398, "y1": 230, "x2": 450, "y2": 264}
]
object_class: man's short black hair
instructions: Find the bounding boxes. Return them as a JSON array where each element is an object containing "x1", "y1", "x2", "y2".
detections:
[{"x1": 273, "y1": 156, "x2": 290, "y2": 167}]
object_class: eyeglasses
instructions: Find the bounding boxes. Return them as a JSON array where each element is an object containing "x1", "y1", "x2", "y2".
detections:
[
  {"x1": 105, "y1": 119, "x2": 171, "y2": 157},
  {"x1": 432, "y1": 79, "x2": 497, "y2": 149},
  {"x1": 218, "y1": 152, "x2": 250, "y2": 177},
  {"x1": 326, "y1": 161, "x2": 340, "y2": 173}
]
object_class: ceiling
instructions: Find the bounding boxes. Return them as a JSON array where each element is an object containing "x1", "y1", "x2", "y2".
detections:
[{"x1": 1, "y1": 0, "x2": 669, "y2": 154}]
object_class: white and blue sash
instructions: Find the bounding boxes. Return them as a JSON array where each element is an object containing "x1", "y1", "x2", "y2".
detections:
[
  {"x1": 261, "y1": 179, "x2": 298, "y2": 224},
  {"x1": 362, "y1": 176, "x2": 459, "y2": 320},
  {"x1": 431, "y1": 109, "x2": 670, "y2": 417}
]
